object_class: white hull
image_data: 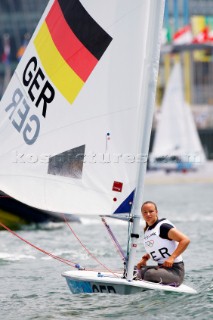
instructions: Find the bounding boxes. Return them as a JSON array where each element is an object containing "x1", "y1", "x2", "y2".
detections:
[{"x1": 62, "y1": 270, "x2": 197, "y2": 295}]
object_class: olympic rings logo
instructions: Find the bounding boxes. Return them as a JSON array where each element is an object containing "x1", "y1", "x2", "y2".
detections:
[{"x1": 145, "y1": 240, "x2": 154, "y2": 247}]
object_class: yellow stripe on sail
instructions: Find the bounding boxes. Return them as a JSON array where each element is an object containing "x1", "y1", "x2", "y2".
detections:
[{"x1": 34, "y1": 22, "x2": 84, "y2": 104}]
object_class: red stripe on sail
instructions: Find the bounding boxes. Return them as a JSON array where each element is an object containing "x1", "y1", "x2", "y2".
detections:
[{"x1": 46, "y1": 0, "x2": 98, "y2": 82}]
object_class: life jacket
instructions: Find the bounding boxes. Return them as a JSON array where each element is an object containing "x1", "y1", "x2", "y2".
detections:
[{"x1": 144, "y1": 219, "x2": 183, "y2": 264}]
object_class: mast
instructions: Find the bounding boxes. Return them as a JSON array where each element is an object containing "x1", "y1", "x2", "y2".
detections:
[{"x1": 126, "y1": 0, "x2": 165, "y2": 281}]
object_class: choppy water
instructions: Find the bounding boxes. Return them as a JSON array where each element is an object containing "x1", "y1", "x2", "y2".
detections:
[{"x1": 0, "y1": 182, "x2": 213, "y2": 320}]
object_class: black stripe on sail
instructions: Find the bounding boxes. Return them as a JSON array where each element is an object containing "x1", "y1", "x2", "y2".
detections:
[{"x1": 58, "y1": 0, "x2": 112, "y2": 60}]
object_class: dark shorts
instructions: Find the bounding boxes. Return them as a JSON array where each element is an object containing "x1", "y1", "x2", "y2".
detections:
[{"x1": 139, "y1": 262, "x2": 185, "y2": 287}]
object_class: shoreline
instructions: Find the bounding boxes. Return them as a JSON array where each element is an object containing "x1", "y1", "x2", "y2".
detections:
[{"x1": 144, "y1": 160, "x2": 213, "y2": 185}]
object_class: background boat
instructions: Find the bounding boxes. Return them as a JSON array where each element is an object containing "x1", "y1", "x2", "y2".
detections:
[
  {"x1": 149, "y1": 61, "x2": 206, "y2": 173},
  {"x1": 0, "y1": 190, "x2": 80, "y2": 230}
]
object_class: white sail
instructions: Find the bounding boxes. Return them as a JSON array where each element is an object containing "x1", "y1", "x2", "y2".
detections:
[
  {"x1": 0, "y1": 0, "x2": 163, "y2": 215},
  {"x1": 184, "y1": 102, "x2": 206, "y2": 164},
  {"x1": 150, "y1": 62, "x2": 206, "y2": 170}
]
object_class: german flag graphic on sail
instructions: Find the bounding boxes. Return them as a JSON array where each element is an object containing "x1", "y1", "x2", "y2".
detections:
[{"x1": 34, "y1": 0, "x2": 112, "y2": 104}]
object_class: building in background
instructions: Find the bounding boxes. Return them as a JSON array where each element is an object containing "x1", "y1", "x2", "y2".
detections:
[{"x1": 160, "y1": 0, "x2": 213, "y2": 109}]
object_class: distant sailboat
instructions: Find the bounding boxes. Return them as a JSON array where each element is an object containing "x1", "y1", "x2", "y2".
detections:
[
  {"x1": 150, "y1": 61, "x2": 206, "y2": 172},
  {"x1": 0, "y1": 0, "x2": 196, "y2": 294}
]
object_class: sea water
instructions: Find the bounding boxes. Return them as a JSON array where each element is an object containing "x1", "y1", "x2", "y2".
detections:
[{"x1": 0, "y1": 181, "x2": 213, "y2": 320}]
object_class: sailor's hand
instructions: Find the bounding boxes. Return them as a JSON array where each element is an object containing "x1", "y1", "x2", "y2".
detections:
[
  {"x1": 137, "y1": 259, "x2": 146, "y2": 269},
  {"x1": 162, "y1": 256, "x2": 175, "y2": 268},
  {"x1": 137, "y1": 254, "x2": 150, "y2": 269}
]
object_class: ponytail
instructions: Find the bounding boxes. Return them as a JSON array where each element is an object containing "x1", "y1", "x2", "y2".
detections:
[{"x1": 144, "y1": 222, "x2": 149, "y2": 232}]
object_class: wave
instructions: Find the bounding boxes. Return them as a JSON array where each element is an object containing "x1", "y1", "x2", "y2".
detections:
[{"x1": 0, "y1": 252, "x2": 36, "y2": 261}]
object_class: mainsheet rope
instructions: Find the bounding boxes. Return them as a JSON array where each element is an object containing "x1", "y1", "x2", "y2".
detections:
[
  {"x1": 0, "y1": 221, "x2": 118, "y2": 277},
  {"x1": 0, "y1": 220, "x2": 77, "y2": 267},
  {"x1": 62, "y1": 213, "x2": 120, "y2": 277},
  {"x1": 0, "y1": 215, "x2": 120, "y2": 277}
]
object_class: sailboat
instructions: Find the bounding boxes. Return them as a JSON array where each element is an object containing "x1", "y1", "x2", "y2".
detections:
[
  {"x1": 0, "y1": 0, "x2": 196, "y2": 294},
  {"x1": 149, "y1": 61, "x2": 206, "y2": 173}
]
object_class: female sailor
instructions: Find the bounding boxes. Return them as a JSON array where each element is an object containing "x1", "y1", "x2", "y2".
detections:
[{"x1": 137, "y1": 201, "x2": 190, "y2": 286}]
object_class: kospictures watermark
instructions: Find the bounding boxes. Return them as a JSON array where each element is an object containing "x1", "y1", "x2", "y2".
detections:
[
  {"x1": 11, "y1": 151, "x2": 202, "y2": 164},
  {"x1": 11, "y1": 151, "x2": 148, "y2": 164}
]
